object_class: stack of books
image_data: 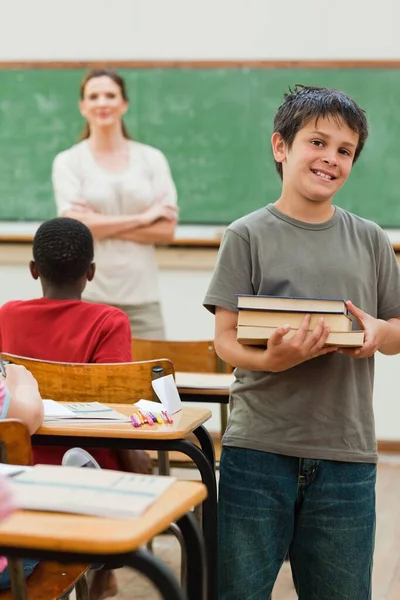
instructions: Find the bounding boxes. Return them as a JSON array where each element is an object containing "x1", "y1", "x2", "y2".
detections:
[{"x1": 236, "y1": 295, "x2": 364, "y2": 347}]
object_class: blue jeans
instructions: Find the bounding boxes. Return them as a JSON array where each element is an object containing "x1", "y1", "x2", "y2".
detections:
[
  {"x1": 0, "y1": 559, "x2": 39, "y2": 590},
  {"x1": 218, "y1": 446, "x2": 376, "y2": 600}
]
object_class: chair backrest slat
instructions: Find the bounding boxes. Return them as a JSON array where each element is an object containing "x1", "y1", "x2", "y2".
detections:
[
  {"x1": 0, "y1": 420, "x2": 33, "y2": 465},
  {"x1": 0, "y1": 354, "x2": 174, "y2": 404},
  {"x1": 131, "y1": 339, "x2": 231, "y2": 373}
]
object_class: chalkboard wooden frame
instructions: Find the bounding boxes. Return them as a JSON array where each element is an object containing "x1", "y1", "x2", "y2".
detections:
[{"x1": 1, "y1": 60, "x2": 400, "y2": 69}]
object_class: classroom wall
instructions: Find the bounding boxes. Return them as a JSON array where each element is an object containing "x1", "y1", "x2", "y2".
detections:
[{"x1": 0, "y1": 0, "x2": 398, "y2": 61}]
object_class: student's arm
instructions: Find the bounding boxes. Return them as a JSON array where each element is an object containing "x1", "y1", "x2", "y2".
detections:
[
  {"x1": 92, "y1": 311, "x2": 133, "y2": 363},
  {"x1": 377, "y1": 317, "x2": 400, "y2": 355},
  {"x1": 215, "y1": 307, "x2": 336, "y2": 372},
  {"x1": 338, "y1": 302, "x2": 400, "y2": 358},
  {"x1": 339, "y1": 232, "x2": 400, "y2": 359},
  {"x1": 1, "y1": 366, "x2": 44, "y2": 434}
]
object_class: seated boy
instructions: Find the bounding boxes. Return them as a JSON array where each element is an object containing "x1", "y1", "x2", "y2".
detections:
[
  {"x1": 0, "y1": 217, "x2": 151, "y2": 599},
  {"x1": 0, "y1": 216, "x2": 150, "y2": 472}
]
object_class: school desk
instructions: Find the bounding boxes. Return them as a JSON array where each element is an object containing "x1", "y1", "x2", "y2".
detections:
[
  {"x1": 176, "y1": 372, "x2": 232, "y2": 405},
  {"x1": 0, "y1": 480, "x2": 207, "y2": 600},
  {"x1": 31, "y1": 405, "x2": 218, "y2": 600}
]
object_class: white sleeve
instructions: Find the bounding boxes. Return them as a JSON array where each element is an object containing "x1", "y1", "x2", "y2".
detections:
[
  {"x1": 52, "y1": 149, "x2": 82, "y2": 215},
  {"x1": 151, "y1": 149, "x2": 178, "y2": 207}
]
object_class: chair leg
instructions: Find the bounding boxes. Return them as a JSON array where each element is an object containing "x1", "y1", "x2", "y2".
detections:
[
  {"x1": 75, "y1": 575, "x2": 89, "y2": 600},
  {"x1": 166, "y1": 522, "x2": 187, "y2": 587},
  {"x1": 144, "y1": 523, "x2": 187, "y2": 586},
  {"x1": 220, "y1": 403, "x2": 228, "y2": 438},
  {"x1": 193, "y1": 503, "x2": 202, "y2": 527},
  {"x1": 147, "y1": 451, "x2": 170, "y2": 553},
  {"x1": 157, "y1": 450, "x2": 170, "y2": 476}
]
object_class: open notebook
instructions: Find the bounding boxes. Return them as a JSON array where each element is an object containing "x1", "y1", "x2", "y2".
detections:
[
  {"x1": 10, "y1": 465, "x2": 176, "y2": 518},
  {"x1": 43, "y1": 400, "x2": 131, "y2": 423}
]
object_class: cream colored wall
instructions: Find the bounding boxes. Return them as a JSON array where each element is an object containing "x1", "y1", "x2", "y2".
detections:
[{"x1": 0, "y1": 0, "x2": 397, "y2": 60}]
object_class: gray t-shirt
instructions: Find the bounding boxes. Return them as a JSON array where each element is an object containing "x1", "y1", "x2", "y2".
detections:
[{"x1": 204, "y1": 204, "x2": 400, "y2": 463}]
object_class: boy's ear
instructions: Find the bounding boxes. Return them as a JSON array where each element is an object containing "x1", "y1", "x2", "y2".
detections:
[
  {"x1": 271, "y1": 132, "x2": 288, "y2": 165},
  {"x1": 87, "y1": 262, "x2": 96, "y2": 282},
  {"x1": 29, "y1": 260, "x2": 39, "y2": 280}
]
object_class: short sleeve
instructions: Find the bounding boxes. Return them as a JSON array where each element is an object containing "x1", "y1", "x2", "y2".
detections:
[
  {"x1": 52, "y1": 149, "x2": 82, "y2": 215},
  {"x1": 150, "y1": 149, "x2": 178, "y2": 207},
  {"x1": 376, "y1": 230, "x2": 400, "y2": 320},
  {"x1": 92, "y1": 311, "x2": 133, "y2": 363},
  {"x1": 203, "y1": 227, "x2": 254, "y2": 314},
  {"x1": 0, "y1": 381, "x2": 10, "y2": 419}
]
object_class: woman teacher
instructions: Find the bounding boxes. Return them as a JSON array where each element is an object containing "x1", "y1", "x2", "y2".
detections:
[{"x1": 52, "y1": 68, "x2": 178, "y2": 338}]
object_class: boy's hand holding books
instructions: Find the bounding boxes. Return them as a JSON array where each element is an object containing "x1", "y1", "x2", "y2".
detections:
[
  {"x1": 235, "y1": 294, "x2": 376, "y2": 369},
  {"x1": 260, "y1": 314, "x2": 338, "y2": 372},
  {"x1": 338, "y1": 300, "x2": 386, "y2": 359}
]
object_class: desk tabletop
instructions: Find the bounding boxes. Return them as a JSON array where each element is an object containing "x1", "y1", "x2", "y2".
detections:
[
  {"x1": 0, "y1": 480, "x2": 206, "y2": 555},
  {"x1": 36, "y1": 404, "x2": 211, "y2": 440},
  {"x1": 176, "y1": 372, "x2": 233, "y2": 396}
]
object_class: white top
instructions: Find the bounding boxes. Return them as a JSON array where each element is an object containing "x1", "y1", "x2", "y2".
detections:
[{"x1": 52, "y1": 140, "x2": 177, "y2": 305}]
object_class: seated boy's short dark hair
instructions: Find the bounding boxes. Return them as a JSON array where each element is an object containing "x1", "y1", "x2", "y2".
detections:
[
  {"x1": 33, "y1": 217, "x2": 94, "y2": 285},
  {"x1": 273, "y1": 85, "x2": 368, "y2": 179}
]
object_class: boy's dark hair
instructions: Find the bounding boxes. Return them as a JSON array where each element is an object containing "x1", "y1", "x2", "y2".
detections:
[
  {"x1": 273, "y1": 85, "x2": 368, "y2": 179},
  {"x1": 33, "y1": 217, "x2": 94, "y2": 285}
]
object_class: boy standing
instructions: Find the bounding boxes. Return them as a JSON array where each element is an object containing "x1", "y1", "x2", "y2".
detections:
[{"x1": 204, "y1": 86, "x2": 400, "y2": 599}]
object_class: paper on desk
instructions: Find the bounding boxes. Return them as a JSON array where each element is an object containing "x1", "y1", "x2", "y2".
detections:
[
  {"x1": 152, "y1": 375, "x2": 182, "y2": 414},
  {"x1": 43, "y1": 399, "x2": 75, "y2": 419},
  {"x1": 11, "y1": 465, "x2": 176, "y2": 518},
  {"x1": 0, "y1": 463, "x2": 31, "y2": 477},
  {"x1": 135, "y1": 399, "x2": 165, "y2": 412},
  {"x1": 43, "y1": 400, "x2": 131, "y2": 423}
]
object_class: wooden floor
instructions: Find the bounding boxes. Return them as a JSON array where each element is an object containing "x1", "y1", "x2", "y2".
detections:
[{"x1": 97, "y1": 455, "x2": 400, "y2": 600}]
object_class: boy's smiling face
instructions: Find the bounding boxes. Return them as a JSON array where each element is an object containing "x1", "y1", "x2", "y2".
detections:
[{"x1": 273, "y1": 116, "x2": 359, "y2": 205}]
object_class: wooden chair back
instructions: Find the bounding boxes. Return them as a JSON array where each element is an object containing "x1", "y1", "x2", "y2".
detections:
[
  {"x1": 0, "y1": 354, "x2": 174, "y2": 404},
  {"x1": 0, "y1": 420, "x2": 33, "y2": 466},
  {"x1": 131, "y1": 338, "x2": 231, "y2": 373}
]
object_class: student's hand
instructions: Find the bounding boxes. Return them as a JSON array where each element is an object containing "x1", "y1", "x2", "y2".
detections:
[
  {"x1": 262, "y1": 314, "x2": 337, "y2": 372},
  {"x1": 140, "y1": 199, "x2": 179, "y2": 226},
  {"x1": 1, "y1": 364, "x2": 40, "y2": 397},
  {"x1": 337, "y1": 300, "x2": 387, "y2": 359}
]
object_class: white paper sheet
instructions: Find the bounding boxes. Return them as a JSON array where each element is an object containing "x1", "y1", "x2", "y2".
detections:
[{"x1": 152, "y1": 375, "x2": 182, "y2": 414}]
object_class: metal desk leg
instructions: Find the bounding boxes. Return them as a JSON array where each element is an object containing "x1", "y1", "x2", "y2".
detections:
[
  {"x1": 177, "y1": 512, "x2": 206, "y2": 600},
  {"x1": 125, "y1": 549, "x2": 187, "y2": 600},
  {"x1": 7, "y1": 558, "x2": 28, "y2": 600},
  {"x1": 192, "y1": 425, "x2": 216, "y2": 470},
  {"x1": 173, "y1": 439, "x2": 217, "y2": 600}
]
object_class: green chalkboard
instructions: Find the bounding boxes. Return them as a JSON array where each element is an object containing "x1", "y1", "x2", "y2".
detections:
[{"x1": 0, "y1": 68, "x2": 399, "y2": 225}]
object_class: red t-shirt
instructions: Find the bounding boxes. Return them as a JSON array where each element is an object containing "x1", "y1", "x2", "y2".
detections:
[{"x1": 0, "y1": 298, "x2": 133, "y2": 469}]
